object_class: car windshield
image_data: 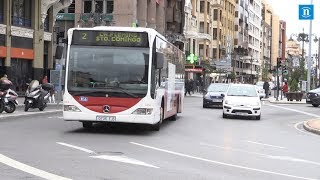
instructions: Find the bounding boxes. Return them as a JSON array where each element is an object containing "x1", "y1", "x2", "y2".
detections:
[
  {"x1": 67, "y1": 45, "x2": 149, "y2": 98},
  {"x1": 207, "y1": 84, "x2": 229, "y2": 92},
  {"x1": 310, "y1": 88, "x2": 320, "y2": 93},
  {"x1": 227, "y1": 85, "x2": 258, "y2": 97},
  {"x1": 256, "y1": 81, "x2": 264, "y2": 86}
]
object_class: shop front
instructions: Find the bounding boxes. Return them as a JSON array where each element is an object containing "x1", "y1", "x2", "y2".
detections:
[{"x1": 10, "y1": 48, "x2": 34, "y2": 94}]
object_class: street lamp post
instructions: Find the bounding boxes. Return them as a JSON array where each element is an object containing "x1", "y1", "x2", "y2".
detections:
[{"x1": 313, "y1": 36, "x2": 320, "y2": 87}]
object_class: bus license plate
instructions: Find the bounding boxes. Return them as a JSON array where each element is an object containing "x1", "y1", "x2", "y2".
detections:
[{"x1": 96, "y1": 115, "x2": 116, "y2": 122}]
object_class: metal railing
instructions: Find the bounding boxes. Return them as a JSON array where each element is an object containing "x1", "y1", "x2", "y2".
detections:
[{"x1": 12, "y1": 16, "x2": 31, "y2": 27}]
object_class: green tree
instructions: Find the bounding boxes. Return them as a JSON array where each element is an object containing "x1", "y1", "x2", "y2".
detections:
[
  {"x1": 289, "y1": 78, "x2": 299, "y2": 92},
  {"x1": 261, "y1": 67, "x2": 269, "y2": 81}
]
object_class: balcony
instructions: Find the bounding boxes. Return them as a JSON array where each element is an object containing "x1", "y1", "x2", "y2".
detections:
[{"x1": 12, "y1": 16, "x2": 31, "y2": 28}]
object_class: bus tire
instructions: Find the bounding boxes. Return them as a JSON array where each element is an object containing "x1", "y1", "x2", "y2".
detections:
[
  {"x1": 151, "y1": 106, "x2": 163, "y2": 131},
  {"x1": 82, "y1": 122, "x2": 93, "y2": 129}
]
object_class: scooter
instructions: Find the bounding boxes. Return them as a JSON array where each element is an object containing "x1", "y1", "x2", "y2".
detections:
[
  {"x1": 0, "y1": 79, "x2": 13, "y2": 113},
  {"x1": 3, "y1": 88, "x2": 18, "y2": 113},
  {"x1": 24, "y1": 80, "x2": 54, "y2": 112}
]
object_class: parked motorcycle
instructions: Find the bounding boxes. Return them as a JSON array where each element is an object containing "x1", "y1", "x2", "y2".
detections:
[
  {"x1": 24, "y1": 80, "x2": 54, "y2": 112},
  {"x1": 0, "y1": 79, "x2": 12, "y2": 113},
  {"x1": 3, "y1": 88, "x2": 18, "y2": 113}
]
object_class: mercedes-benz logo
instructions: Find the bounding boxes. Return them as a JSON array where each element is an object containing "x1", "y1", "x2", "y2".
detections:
[{"x1": 103, "y1": 105, "x2": 111, "y2": 113}]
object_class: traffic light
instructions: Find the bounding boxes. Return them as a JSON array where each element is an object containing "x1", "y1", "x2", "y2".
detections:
[{"x1": 277, "y1": 57, "x2": 281, "y2": 68}]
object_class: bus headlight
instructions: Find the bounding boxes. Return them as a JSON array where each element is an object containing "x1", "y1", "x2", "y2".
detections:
[
  {"x1": 64, "y1": 105, "x2": 81, "y2": 112},
  {"x1": 132, "y1": 108, "x2": 153, "y2": 115}
]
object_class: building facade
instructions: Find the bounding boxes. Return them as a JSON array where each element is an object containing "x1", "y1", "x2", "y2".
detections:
[
  {"x1": 0, "y1": 0, "x2": 71, "y2": 94},
  {"x1": 261, "y1": 0, "x2": 272, "y2": 71}
]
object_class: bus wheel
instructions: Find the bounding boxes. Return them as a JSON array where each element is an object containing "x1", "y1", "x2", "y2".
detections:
[
  {"x1": 151, "y1": 107, "x2": 163, "y2": 131},
  {"x1": 82, "y1": 122, "x2": 93, "y2": 129}
]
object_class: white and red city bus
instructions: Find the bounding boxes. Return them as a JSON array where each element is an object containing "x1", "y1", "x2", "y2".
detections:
[{"x1": 63, "y1": 26, "x2": 185, "y2": 130}]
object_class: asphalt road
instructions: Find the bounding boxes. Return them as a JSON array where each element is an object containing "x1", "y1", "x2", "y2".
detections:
[{"x1": 0, "y1": 96, "x2": 320, "y2": 180}]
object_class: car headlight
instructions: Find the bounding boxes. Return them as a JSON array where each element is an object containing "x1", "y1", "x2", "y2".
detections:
[
  {"x1": 64, "y1": 105, "x2": 81, "y2": 112},
  {"x1": 251, "y1": 102, "x2": 260, "y2": 106},
  {"x1": 204, "y1": 94, "x2": 210, "y2": 99},
  {"x1": 132, "y1": 108, "x2": 153, "y2": 115},
  {"x1": 315, "y1": 94, "x2": 318, "y2": 96},
  {"x1": 225, "y1": 100, "x2": 231, "y2": 105}
]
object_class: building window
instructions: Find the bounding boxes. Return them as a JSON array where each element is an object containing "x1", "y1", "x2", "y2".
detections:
[
  {"x1": 12, "y1": 0, "x2": 32, "y2": 27},
  {"x1": 68, "y1": 1, "x2": 75, "y2": 13},
  {"x1": 207, "y1": 22, "x2": 209, "y2": 33},
  {"x1": 200, "y1": 22, "x2": 204, "y2": 33},
  {"x1": 213, "y1": 28, "x2": 217, "y2": 39},
  {"x1": 206, "y1": 45, "x2": 210, "y2": 57},
  {"x1": 106, "y1": 0, "x2": 114, "y2": 14},
  {"x1": 95, "y1": 0, "x2": 103, "y2": 13},
  {"x1": 213, "y1": 9, "x2": 218, "y2": 20},
  {"x1": 83, "y1": 0, "x2": 92, "y2": 13},
  {"x1": 44, "y1": 16, "x2": 49, "y2": 32},
  {"x1": 235, "y1": 11, "x2": 238, "y2": 18},
  {"x1": 0, "y1": 0, "x2": 3, "y2": 23},
  {"x1": 199, "y1": 44, "x2": 204, "y2": 56},
  {"x1": 207, "y1": 2, "x2": 210, "y2": 14},
  {"x1": 200, "y1": 1, "x2": 205, "y2": 13},
  {"x1": 235, "y1": 25, "x2": 238, "y2": 31},
  {"x1": 212, "y1": 48, "x2": 217, "y2": 59}
]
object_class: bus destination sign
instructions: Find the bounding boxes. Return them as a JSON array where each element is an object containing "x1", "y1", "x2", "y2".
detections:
[{"x1": 72, "y1": 30, "x2": 149, "y2": 47}]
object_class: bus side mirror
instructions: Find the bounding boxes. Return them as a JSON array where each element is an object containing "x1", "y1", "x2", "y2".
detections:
[
  {"x1": 155, "y1": 52, "x2": 164, "y2": 69},
  {"x1": 55, "y1": 45, "x2": 63, "y2": 59}
]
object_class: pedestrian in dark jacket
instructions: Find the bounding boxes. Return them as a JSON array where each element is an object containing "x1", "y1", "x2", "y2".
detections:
[
  {"x1": 263, "y1": 81, "x2": 270, "y2": 98},
  {"x1": 185, "y1": 79, "x2": 192, "y2": 96}
]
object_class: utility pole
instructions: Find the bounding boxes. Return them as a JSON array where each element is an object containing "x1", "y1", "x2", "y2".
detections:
[{"x1": 307, "y1": 0, "x2": 313, "y2": 92}]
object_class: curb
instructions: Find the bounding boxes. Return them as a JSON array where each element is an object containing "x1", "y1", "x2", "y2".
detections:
[
  {"x1": 0, "y1": 109, "x2": 62, "y2": 120},
  {"x1": 303, "y1": 120, "x2": 320, "y2": 135}
]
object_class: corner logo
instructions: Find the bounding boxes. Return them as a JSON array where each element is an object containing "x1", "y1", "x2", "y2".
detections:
[{"x1": 299, "y1": 5, "x2": 314, "y2": 20}]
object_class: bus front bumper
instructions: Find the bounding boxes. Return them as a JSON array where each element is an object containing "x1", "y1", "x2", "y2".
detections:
[{"x1": 63, "y1": 111, "x2": 158, "y2": 125}]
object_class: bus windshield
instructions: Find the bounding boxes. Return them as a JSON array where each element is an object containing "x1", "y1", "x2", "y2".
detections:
[{"x1": 67, "y1": 45, "x2": 149, "y2": 98}]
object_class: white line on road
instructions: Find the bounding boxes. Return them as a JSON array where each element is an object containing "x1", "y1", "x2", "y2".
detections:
[
  {"x1": 131, "y1": 142, "x2": 318, "y2": 180},
  {"x1": 0, "y1": 154, "x2": 72, "y2": 180},
  {"x1": 57, "y1": 142, "x2": 158, "y2": 168},
  {"x1": 200, "y1": 142, "x2": 320, "y2": 166},
  {"x1": 267, "y1": 104, "x2": 320, "y2": 118},
  {"x1": 246, "y1": 140, "x2": 286, "y2": 149},
  {"x1": 91, "y1": 155, "x2": 159, "y2": 168},
  {"x1": 57, "y1": 142, "x2": 96, "y2": 154}
]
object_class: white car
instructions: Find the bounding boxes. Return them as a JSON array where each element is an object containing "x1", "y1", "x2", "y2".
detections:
[{"x1": 222, "y1": 84, "x2": 262, "y2": 120}]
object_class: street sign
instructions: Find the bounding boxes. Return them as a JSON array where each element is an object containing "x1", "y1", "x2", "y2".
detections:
[
  {"x1": 283, "y1": 70, "x2": 288, "y2": 75},
  {"x1": 299, "y1": 5, "x2": 314, "y2": 20}
]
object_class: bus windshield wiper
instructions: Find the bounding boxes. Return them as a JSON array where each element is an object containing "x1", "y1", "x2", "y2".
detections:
[{"x1": 70, "y1": 90, "x2": 108, "y2": 96}]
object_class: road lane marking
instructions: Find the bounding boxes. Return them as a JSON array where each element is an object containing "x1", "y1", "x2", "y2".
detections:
[
  {"x1": 91, "y1": 155, "x2": 159, "y2": 168},
  {"x1": 200, "y1": 142, "x2": 271, "y2": 157},
  {"x1": 200, "y1": 142, "x2": 320, "y2": 166},
  {"x1": 57, "y1": 142, "x2": 96, "y2": 154},
  {"x1": 57, "y1": 142, "x2": 158, "y2": 168},
  {"x1": 0, "y1": 154, "x2": 72, "y2": 180},
  {"x1": 131, "y1": 142, "x2": 318, "y2": 180},
  {"x1": 267, "y1": 104, "x2": 320, "y2": 118},
  {"x1": 246, "y1": 140, "x2": 286, "y2": 149}
]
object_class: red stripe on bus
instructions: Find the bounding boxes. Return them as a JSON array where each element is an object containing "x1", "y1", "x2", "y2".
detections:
[{"x1": 73, "y1": 96, "x2": 142, "y2": 113}]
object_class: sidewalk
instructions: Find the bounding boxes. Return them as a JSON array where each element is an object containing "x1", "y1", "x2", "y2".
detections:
[
  {"x1": 262, "y1": 96, "x2": 306, "y2": 104},
  {"x1": 303, "y1": 119, "x2": 320, "y2": 135}
]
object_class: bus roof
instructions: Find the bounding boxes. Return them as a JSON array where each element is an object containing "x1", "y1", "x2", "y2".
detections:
[{"x1": 69, "y1": 26, "x2": 166, "y2": 40}]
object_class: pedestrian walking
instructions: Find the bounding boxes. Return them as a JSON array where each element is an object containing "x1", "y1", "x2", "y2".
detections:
[
  {"x1": 263, "y1": 80, "x2": 270, "y2": 98},
  {"x1": 185, "y1": 79, "x2": 191, "y2": 96},
  {"x1": 282, "y1": 82, "x2": 288, "y2": 97}
]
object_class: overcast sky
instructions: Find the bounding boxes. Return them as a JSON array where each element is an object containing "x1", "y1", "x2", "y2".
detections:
[{"x1": 268, "y1": 0, "x2": 320, "y2": 54}]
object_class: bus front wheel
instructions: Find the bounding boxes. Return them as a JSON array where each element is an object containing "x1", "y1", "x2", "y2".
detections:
[{"x1": 151, "y1": 107, "x2": 163, "y2": 131}]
